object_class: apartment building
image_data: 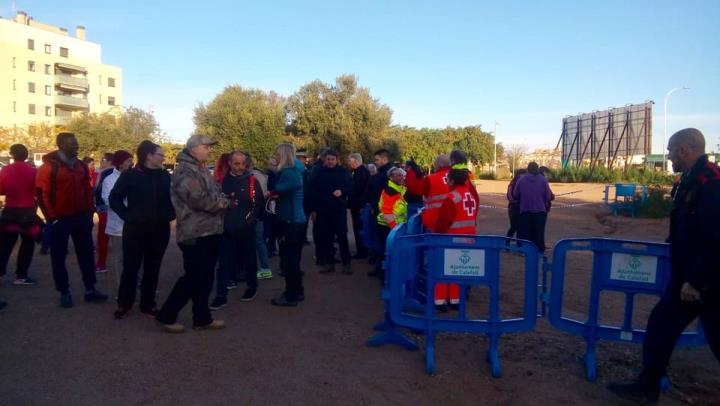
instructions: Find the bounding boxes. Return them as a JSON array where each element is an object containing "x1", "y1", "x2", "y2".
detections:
[{"x1": 0, "y1": 11, "x2": 122, "y2": 130}]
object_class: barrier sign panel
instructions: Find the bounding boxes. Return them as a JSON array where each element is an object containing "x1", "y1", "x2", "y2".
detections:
[
  {"x1": 444, "y1": 249, "x2": 485, "y2": 277},
  {"x1": 610, "y1": 253, "x2": 658, "y2": 284}
]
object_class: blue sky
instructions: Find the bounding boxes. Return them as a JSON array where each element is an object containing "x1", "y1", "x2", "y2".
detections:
[{"x1": 5, "y1": 1, "x2": 719, "y2": 153}]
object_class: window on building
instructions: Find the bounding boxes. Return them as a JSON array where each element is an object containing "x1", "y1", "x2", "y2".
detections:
[
  {"x1": 28, "y1": 61, "x2": 35, "y2": 72},
  {"x1": 108, "y1": 96, "x2": 116, "y2": 106},
  {"x1": 12, "y1": 57, "x2": 16, "y2": 68},
  {"x1": 60, "y1": 47, "x2": 69, "y2": 58},
  {"x1": 99, "y1": 94, "x2": 102, "y2": 104},
  {"x1": 45, "y1": 106, "x2": 52, "y2": 116},
  {"x1": 99, "y1": 75, "x2": 102, "y2": 85},
  {"x1": 44, "y1": 44, "x2": 51, "y2": 54},
  {"x1": 12, "y1": 79, "x2": 16, "y2": 90},
  {"x1": 28, "y1": 82, "x2": 35, "y2": 93},
  {"x1": 45, "y1": 64, "x2": 51, "y2": 74},
  {"x1": 28, "y1": 104, "x2": 36, "y2": 114},
  {"x1": 13, "y1": 101, "x2": 16, "y2": 112},
  {"x1": 45, "y1": 85, "x2": 52, "y2": 96},
  {"x1": 27, "y1": 39, "x2": 34, "y2": 50},
  {"x1": 108, "y1": 77, "x2": 116, "y2": 88}
]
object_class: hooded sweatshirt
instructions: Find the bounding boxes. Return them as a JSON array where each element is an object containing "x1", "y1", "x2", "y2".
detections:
[{"x1": 512, "y1": 172, "x2": 552, "y2": 213}]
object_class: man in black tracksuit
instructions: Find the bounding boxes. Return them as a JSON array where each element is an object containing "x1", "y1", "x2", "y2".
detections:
[
  {"x1": 211, "y1": 151, "x2": 264, "y2": 309},
  {"x1": 365, "y1": 149, "x2": 393, "y2": 275},
  {"x1": 309, "y1": 148, "x2": 353, "y2": 274},
  {"x1": 109, "y1": 141, "x2": 175, "y2": 318},
  {"x1": 609, "y1": 128, "x2": 720, "y2": 403},
  {"x1": 348, "y1": 153, "x2": 370, "y2": 259}
]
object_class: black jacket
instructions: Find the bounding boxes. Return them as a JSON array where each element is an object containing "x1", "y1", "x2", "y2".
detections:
[
  {"x1": 309, "y1": 165, "x2": 352, "y2": 213},
  {"x1": 366, "y1": 162, "x2": 393, "y2": 212},
  {"x1": 222, "y1": 172, "x2": 264, "y2": 232},
  {"x1": 109, "y1": 166, "x2": 175, "y2": 225},
  {"x1": 349, "y1": 165, "x2": 370, "y2": 210},
  {"x1": 669, "y1": 155, "x2": 720, "y2": 294}
]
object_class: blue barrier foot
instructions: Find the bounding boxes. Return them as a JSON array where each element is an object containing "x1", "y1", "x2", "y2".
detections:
[
  {"x1": 660, "y1": 376, "x2": 671, "y2": 393},
  {"x1": 425, "y1": 344, "x2": 435, "y2": 374},
  {"x1": 366, "y1": 331, "x2": 419, "y2": 351},
  {"x1": 373, "y1": 320, "x2": 393, "y2": 332}
]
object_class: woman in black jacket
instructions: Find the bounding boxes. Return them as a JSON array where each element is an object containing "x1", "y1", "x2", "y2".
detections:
[{"x1": 109, "y1": 140, "x2": 175, "y2": 319}]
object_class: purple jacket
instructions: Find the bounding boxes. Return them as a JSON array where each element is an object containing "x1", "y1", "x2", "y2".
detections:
[{"x1": 512, "y1": 173, "x2": 552, "y2": 213}]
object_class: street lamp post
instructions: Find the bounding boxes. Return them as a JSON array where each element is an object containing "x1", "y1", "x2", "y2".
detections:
[
  {"x1": 663, "y1": 86, "x2": 689, "y2": 171},
  {"x1": 493, "y1": 121, "x2": 500, "y2": 175}
]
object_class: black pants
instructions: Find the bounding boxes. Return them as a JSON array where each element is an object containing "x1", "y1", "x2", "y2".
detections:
[
  {"x1": 157, "y1": 235, "x2": 219, "y2": 326},
  {"x1": 50, "y1": 214, "x2": 96, "y2": 293},
  {"x1": 506, "y1": 205, "x2": 520, "y2": 238},
  {"x1": 264, "y1": 214, "x2": 279, "y2": 254},
  {"x1": 278, "y1": 222, "x2": 305, "y2": 301},
  {"x1": 641, "y1": 288, "x2": 720, "y2": 383},
  {"x1": 316, "y1": 210, "x2": 350, "y2": 266},
  {"x1": 350, "y1": 207, "x2": 368, "y2": 256},
  {"x1": 117, "y1": 222, "x2": 170, "y2": 311},
  {"x1": 518, "y1": 212, "x2": 547, "y2": 253},
  {"x1": 0, "y1": 231, "x2": 35, "y2": 279},
  {"x1": 217, "y1": 227, "x2": 257, "y2": 298},
  {"x1": 374, "y1": 223, "x2": 391, "y2": 273}
]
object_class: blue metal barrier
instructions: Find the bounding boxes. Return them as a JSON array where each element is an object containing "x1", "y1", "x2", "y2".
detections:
[
  {"x1": 603, "y1": 184, "x2": 649, "y2": 217},
  {"x1": 548, "y1": 238, "x2": 706, "y2": 381},
  {"x1": 385, "y1": 234, "x2": 540, "y2": 376}
]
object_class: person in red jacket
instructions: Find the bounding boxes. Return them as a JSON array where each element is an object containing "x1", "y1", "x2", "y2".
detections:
[
  {"x1": 405, "y1": 154, "x2": 451, "y2": 230},
  {"x1": 35, "y1": 132, "x2": 107, "y2": 308},
  {"x1": 433, "y1": 168, "x2": 479, "y2": 310},
  {"x1": 0, "y1": 144, "x2": 41, "y2": 285}
]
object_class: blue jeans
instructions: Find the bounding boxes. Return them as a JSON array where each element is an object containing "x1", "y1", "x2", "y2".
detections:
[{"x1": 255, "y1": 220, "x2": 269, "y2": 269}]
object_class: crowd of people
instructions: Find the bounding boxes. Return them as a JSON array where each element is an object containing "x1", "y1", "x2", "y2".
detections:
[{"x1": 0, "y1": 128, "x2": 717, "y2": 404}]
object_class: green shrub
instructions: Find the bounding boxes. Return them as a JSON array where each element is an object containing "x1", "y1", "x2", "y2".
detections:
[
  {"x1": 637, "y1": 186, "x2": 673, "y2": 218},
  {"x1": 547, "y1": 166, "x2": 674, "y2": 186}
]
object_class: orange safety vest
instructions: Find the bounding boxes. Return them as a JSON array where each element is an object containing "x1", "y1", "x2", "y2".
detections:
[{"x1": 420, "y1": 167, "x2": 450, "y2": 230}]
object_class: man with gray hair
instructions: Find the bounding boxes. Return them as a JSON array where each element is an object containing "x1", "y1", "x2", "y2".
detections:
[
  {"x1": 156, "y1": 134, "x2": 229, "y2": 333},
  {"x1": 609, "y1": 128, "x2": 720, "y2": 403},
  {"x1": 348, "y1": 152, "x2": 370, "y2": 259}
]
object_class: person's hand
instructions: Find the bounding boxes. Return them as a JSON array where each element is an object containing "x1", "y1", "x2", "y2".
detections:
[
  {"x1": 332, "y1": 190, "x2": 342, "y2": 198},
  {"x1": 680, "y1": 282, "x2": 701, "y2": 302},
  {"x1": 310, "y1": 212, "x2": 317, "y2": 222},
  {"x1": 382, "y1": 214, "x2": 395, "y2": 223},
  {"x1": 218, "y1": 198, "x2": 230, "y2": 209}
]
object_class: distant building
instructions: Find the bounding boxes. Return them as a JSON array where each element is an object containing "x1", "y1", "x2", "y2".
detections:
[
  {"x1": 0, "y1": 11, "x2": 122, "y2": 131},
  {"x1": 520, "y1": 148, "x2": 562, "y2": 169}
]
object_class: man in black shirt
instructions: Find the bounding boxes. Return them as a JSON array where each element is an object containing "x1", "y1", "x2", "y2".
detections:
[{"x1": 348, "y1": 153, "x2": 370, "y2": 259}]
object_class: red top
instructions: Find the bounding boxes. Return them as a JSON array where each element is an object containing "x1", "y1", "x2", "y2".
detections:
[
  {"x1": 406, "y1": 167, "x2": 451, "y2": 230},
  {"x1": 0, "y1": 161, "x2": 37, "y2": 208}
]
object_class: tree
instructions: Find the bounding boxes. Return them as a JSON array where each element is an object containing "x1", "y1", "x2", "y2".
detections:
[
  {"x1": 194, "y1": 85, "x2": 286, "y2": 165},
  {"x1": 65, "y1": 106, "x2": 162, "y2": 158},
  {"x1": 286, "y1": 75, "x2": 392, "y2": 158},
  {"x1": 506, "y1": 144, "x2": 528, "y2": 176},
  {"x1": 0, "y1": 123, "x2": 57, "y2": 153}
]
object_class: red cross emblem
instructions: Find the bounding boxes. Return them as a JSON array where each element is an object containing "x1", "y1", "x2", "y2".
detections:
[{"x1": 463, "y1": 193, "x2": 476, "y2": 217}]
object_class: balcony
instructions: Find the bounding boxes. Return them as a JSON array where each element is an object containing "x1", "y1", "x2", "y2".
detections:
[
  {"x1": 55, "y1": 74, "x2": 89, "y2": 93},
  {"x1": 54, "y1": 108, "x2": 73, "y2": 125},
  {"x1": 55, "y1": 62, "x2": 87, "y2": 74},
  {"x1": 54, "y1": 95, "x2": 89, "y2": 111}
]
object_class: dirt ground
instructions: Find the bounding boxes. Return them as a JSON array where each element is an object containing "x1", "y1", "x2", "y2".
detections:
[{"x1": 0, "y1": 180, "x2": 717, "y2": 405}]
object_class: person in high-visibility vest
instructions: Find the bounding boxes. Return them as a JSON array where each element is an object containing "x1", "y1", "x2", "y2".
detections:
[
  {"x1": 372, "y1": 167, "x2": 408, "y2": 278},
  {"x1": 405, "y1": 154, "x2": 451, "y2": 231},
  {"x1": 433, "y1": 168, "x2": 478, "y2": 309}
]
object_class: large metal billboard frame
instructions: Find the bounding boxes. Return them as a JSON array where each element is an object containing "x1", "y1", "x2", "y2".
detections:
[{"x1": 557, "y1": 102, "x2": 653, "y2": 170}]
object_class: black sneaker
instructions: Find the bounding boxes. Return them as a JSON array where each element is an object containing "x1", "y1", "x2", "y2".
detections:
[
  {"x1": 60, "y1": 291, "x2": 73, "y2": 308},
  {"x1": 240, "y1": 288, "x2": 257, "y2": 302},
  {"x1": 226, "y1": 280, "x2": 238, "y2": 290},
  {"x1": 607, "y1": 380, "x2": 660, "y2": 404},
  {"x1": 114, "y1": 307, "x2": 131, "y2": 319},
  {"x1": 84, "y1": 288, "x2": 109, "y2": 303},
  {"x1": 271, "y1": 294, "x2": 298, "y2": 307},
  {"x1": 209, "y1": 296, "x2": 227, "y2": 311}
]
